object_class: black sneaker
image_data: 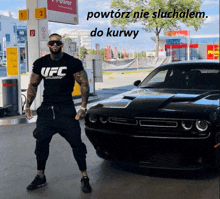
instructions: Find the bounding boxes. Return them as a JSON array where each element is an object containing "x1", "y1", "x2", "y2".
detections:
[
  {"x1": 81, "y1": 176, "x2": 92, "y2": 193},
  {"x1": 27, "y1": 175, "x2": 47, "y2": 190}
]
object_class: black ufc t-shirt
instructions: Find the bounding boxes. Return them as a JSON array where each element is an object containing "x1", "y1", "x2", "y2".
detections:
[{"x1": 33, "y1": 53, "x2": 84, "y2": 105}]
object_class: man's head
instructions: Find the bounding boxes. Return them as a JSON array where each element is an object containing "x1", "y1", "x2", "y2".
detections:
[{"x1": 47, "y1": 33, "x2": 64, "y2": 55}]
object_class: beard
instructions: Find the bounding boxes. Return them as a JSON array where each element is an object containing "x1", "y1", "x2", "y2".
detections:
[{"x1": 49, "y1": 46, "x2": 62, "y2": 55}]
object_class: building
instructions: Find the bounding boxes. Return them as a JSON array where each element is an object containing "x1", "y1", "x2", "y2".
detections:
[
  {"x1": 63, "y1": 29, "x2": 91, "y2": 50},
  {"x1": 0, "y1": 14, "x2": 26, "y2": 60},
  {"x1": 151, "y1": 30, "x2": 219, "y2": 61}
]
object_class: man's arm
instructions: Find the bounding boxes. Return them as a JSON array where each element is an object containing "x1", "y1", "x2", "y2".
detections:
[
  {"x1": 74, "y1": 70, "x2": 90, "y2": 120},
  {"x1": 25, "y1": 73, "x2": 42, "y2": 119}
]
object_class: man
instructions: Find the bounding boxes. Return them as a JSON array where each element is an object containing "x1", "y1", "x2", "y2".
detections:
[{"x1": 25, "y1": 33, "x2": 91, "y2": 193}]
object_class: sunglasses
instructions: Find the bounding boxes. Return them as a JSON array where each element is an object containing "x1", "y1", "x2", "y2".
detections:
[{"x1": 48, "y1": 41, "x2": 63, "y2": 46}]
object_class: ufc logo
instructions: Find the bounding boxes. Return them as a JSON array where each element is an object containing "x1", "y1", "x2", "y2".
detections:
[{"x1": 41, "y1": 67, "x2": 67, "y2": 77}]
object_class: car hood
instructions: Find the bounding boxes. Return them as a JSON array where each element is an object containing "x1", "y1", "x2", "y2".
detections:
[{"x1": 92, "y1": 88, "x2": 220, "y2": 120}]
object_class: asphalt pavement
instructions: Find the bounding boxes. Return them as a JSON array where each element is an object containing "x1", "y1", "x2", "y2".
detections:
[{"x1": 1, "y1": 112, "x2": 220, "y2": 199}]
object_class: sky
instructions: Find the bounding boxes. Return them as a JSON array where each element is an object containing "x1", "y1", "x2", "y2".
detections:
[{"x1": 0, "y1": 0, "x2": 219, "y2": 52}]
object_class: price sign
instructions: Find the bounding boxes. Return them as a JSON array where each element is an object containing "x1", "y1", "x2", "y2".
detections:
[
  {"x1": 18, "y1": 10, "x2": 28, "y2": 21},
  {"x1": 35, "y1": 7, "x2": 47, "y2": 19},
  {"x1": 6, "y1": 47, "x2": 19, "y2": 76}
]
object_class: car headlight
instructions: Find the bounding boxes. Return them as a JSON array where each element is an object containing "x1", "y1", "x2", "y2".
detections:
[
  {"x1": 181, "y1": 120, "x2": 193, "y2": 130},
  {"x1": 195, "y1": 120, "x2": 209, "y2": 132},
  {"x1": 100, "y1": 116, "x2": 108, "y2": 124},
  {"x1": 88, "y1": 115, "x2": 98, "y2": 123}
]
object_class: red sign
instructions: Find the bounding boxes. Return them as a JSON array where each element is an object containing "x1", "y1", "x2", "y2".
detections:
[
  {"x1": 30, "y1": 30, "x2": 35, "y2": 37},
  {"x1": 123, "y1": 49, "x2": 128, "y2": 58},
  {"x1": 2, "y1": 83, "x2": 17, "y2": 87},
  {"x1": 114, "y1": 47, "x2": 117, "y2": 59},
  {"x1": 167, "y1": 30, "x2": 190, "y2": 37},
  {"x1": 106, "y1": 45, "x2": 111, "y2": 60},
  {"x1": 47, "y1": 0, "x2": 77, "y2": 15},
  {"x1": 165, "y1": 44, "x2": 198, "y2": 49},
  {"x1": 207, "y1": 44, "x2": 219, "y2": 60}
]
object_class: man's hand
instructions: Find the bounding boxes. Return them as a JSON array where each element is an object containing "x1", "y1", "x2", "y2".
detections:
[
  {"x1": 25, "y1": 108, "x2": 34, "y2": 120},
  {"x1": 75, "y1": 109, "x2": 86, "y2": 120}
]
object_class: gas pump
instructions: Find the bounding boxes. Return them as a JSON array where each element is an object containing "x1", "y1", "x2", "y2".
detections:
[
  {"x1": 62, "y1": 41, "x2": 95, "y2": 97},
  {"x1": 63, "y1": 41, "x2": 77, "y2": 57},
  {"x1": 85, "y1": 54, "x2": 103, "y2": 95},
  {"x1": 0, "y1": 47, "x2": 22, "y2": 117}
]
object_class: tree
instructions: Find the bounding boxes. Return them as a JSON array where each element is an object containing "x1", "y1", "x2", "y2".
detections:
[
  {"x1": 87, "y1": 49, "x2": 108, "y2": 60},
  {"x1": 134, "y1": 52, "x2": 138, "y2": 58},
  {"x1": 111, "y1": 0, "x2": 205, "y2": 57},
  {"x1": 62, "y1": 34, "x2": 72, "y2": 41},
  {"x1": 119, "y1": 52, "x2": 124, "y2": 59},
  {"x1": 111, "y1": 49, "x2": 114, "y2": 59},
  {"x1": 79, "y1": 46, "x2": 87, "y2": 58},
  {"x1": 140, "y1": 51, "x2": 146, "y2": 58},
  {"x1": 100, "y1": 48, "x2": 107, "y2": 60},
  {"x1": 65, "y1": 38, "x2": 72, "y2": 41},
  {"x1": 88, "y1": 49, "x2": 97, "y2": 54}
]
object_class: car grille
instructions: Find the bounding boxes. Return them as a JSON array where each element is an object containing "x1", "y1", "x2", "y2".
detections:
[
  {"x1": 109, "y1": 117, "x2": 138, "y2": 125},
  {"x1": 87, "y1": 116, "x2": 211, "y2": 139},
  {"x1": 139, "y1": 119, "x2": 178, "y2": 128},
  {"x1": 109, "y1": 117, "x2": 178, "y2": 128}
]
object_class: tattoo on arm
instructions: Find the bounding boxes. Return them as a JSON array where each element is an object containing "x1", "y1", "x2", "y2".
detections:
[
  {"x1": 26, "y1": 73, "x2": 42, "y2": 108},
  {"x1": 74, "y1": 70, "x2": 90, "y2": 108}
]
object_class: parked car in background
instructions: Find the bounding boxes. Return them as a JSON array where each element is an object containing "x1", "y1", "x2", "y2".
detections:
[{"x1": 85, "y1": 60, "x2": 220, "y2": 170}]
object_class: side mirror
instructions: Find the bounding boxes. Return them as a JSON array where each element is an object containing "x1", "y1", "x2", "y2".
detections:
[{"x1": 133, "y1": 80, "x2": 141, "y2": 87}]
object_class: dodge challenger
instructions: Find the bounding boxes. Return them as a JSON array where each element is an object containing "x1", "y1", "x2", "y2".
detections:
[{"x1": 85, "y1": 60, "x2": 220, "y2": 170}]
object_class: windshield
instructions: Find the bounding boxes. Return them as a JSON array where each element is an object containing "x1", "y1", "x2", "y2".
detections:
[{"x1": 140, "y1": 63, "x2": 220, "y2": 90}]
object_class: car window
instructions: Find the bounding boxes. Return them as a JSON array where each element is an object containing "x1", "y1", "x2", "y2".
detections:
[
  {"x1": 140, "y1": 64, "x2": 220, "y2": 90},
  {"x1": 148, "y1": 70, "x2": 168, "y2": 83}
]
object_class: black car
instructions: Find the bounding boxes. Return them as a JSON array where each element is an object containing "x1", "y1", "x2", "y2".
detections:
[{"x1": 85, "y1": 60, "x2": 220, "y2": 170}]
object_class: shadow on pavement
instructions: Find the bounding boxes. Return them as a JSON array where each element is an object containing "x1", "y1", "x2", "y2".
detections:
[{"x1": 109, "y1": 161, "x2": 220, "y2": 181}]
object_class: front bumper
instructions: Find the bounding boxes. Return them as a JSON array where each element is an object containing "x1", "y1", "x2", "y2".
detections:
[{"x1": 85, "y1": 127, "x2": 220, "y2": 170}]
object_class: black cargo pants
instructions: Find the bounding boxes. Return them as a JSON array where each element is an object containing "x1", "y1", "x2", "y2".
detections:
[{"x1": 33, "y1": 105, "x2": 87, "y2": 171}]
